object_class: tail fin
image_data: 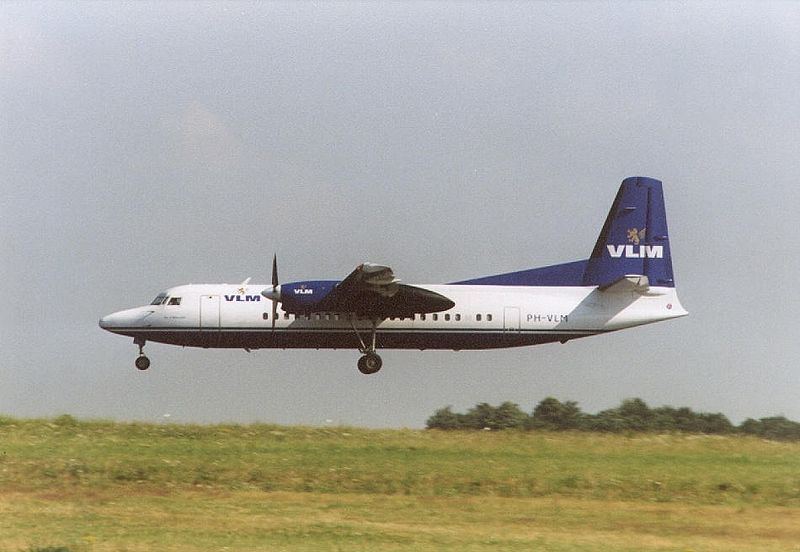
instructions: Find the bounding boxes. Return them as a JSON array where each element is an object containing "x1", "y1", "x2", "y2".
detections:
[{"x1": 583, "y1": 177, "x2": 675, "y2": 288}]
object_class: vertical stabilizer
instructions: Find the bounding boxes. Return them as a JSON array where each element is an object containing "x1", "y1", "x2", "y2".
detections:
[{"x1": 583, "y1": 177, "x2": 675, "y2": 288}]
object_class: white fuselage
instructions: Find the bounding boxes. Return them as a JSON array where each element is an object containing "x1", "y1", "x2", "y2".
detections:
[{"x1": 99, "y1": 283, "x2": 687, "y2": 351}]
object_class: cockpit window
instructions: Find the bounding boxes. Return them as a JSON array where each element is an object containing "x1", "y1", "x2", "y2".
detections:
[
  {"x1": 150, "y1": 293, "x2": 168, "y2": 305},
  {"x1": 168, "y1": 297, "x2": 181, "y2": 306}
]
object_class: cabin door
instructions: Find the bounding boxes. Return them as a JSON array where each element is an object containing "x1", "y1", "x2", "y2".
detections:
[
  {"x1": 200, "y1": 295, "x2": 220, "y2": 328},
  {"x1": 503, "y1": 307, "x2": 521, "y2": 333}
]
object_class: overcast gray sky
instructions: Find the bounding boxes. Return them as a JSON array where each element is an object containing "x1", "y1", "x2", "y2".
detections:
[{"x1": 2, "y1": 1, "x2": 799, "y2": 427}]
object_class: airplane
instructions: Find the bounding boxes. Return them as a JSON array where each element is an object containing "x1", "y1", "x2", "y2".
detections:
[{"x1": 99, "y1": 176, "x2": 687, "y2": 375}]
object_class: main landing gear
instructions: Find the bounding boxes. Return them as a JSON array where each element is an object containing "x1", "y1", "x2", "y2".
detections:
[
  {"x1": 357, "y1": 353, "x2": 382, "y2": 375},
  {"x1": 351, "y1": 319, "x2": 383, "y2": 375},
  {"x1": 134, "y1": 337, "x2": 150, "y2": 371}
]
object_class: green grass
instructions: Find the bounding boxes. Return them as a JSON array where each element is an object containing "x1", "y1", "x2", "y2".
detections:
[{"x1": 1, "y1": 417, "x2": 799, "y2": 551}]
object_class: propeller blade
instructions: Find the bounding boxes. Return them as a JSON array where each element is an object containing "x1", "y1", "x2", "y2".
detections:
[{"x1": 271, "y1": 253, "x2": 278, "y2": 332}]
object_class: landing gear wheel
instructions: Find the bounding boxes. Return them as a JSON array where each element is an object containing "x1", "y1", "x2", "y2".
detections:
[{"x1": 357, "y1": 353, "x2": 382, "y2": 375}]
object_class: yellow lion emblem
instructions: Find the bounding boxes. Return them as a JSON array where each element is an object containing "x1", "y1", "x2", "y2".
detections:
[{"x1": 627, "y1": 227, "x2": 646, "y2": 245}]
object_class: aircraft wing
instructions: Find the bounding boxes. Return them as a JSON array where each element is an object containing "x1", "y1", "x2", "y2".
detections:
[{"x1": 315, "y1": 263, "x2": 455, "y2": 317}]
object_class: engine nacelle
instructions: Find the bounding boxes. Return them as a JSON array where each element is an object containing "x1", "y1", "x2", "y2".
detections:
[{"x1": 262, "y1": 280, "x2": 339, "y2": 313}]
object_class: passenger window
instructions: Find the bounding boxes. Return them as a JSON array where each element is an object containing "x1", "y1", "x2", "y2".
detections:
[
  {"x1": 476, "y1": 314, "x2": 482, "y2": 321},
  {"x1": 433, "y1": 314, "x2": 438, "y2": 321},
  {"x1": 420, "y1": 314, "x2": 426, "y2": 321},
  {"x1": 168, "y1": 297, "x2": 181, "y2": 306},
  {"x1": 444, "y1": 314, "x2": 450, "y2": 321},
  {"x1": 487, "y1": 314, "x2": 493, "y2": 322},
  {"x1": 455, "y1": 314, "x2": 461, "y2": 321},
  {"x1": 263, "y1": 313, "x2": 268, "y2": 320}
]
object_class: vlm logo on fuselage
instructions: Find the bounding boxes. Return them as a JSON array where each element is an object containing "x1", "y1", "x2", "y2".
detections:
[
  {"x1": 606, "y1": 244, "x2": 664, "y2": 258},
  {"x1": 224, "y1": 295, "x2": 262, "y2": 302}
]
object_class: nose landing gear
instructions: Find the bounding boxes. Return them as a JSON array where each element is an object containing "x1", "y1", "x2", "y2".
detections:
[
  {"x1": 134, "y1": 337, "x2": 150, "y2": 371},
  {"x1": 135, "y1": 355, "x2": 151, "y2": 371}
]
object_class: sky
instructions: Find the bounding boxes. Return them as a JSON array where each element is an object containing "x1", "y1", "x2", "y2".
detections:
[{"x1": 2, "y1": 1, "x2": 799, "y2": 428}]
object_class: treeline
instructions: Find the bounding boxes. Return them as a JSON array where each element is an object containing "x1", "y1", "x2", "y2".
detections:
[{"x1": 426, "y1": 397, "x2": 800, "y2": 441}]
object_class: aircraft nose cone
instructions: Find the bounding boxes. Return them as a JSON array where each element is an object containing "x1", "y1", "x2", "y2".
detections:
[
  {"x1": 99, "y1": 308, "x2": 153, "y2": 332},
  {"x1": 99, "y1": 312, "x2": 123, "y2": 330}
]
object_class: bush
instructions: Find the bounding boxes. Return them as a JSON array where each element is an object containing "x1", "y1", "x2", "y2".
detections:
[
  {"x1": 53, "y1": 414, "x2": 78, "y2": 427},
  {"x1": 739, "y1": 416, "x2": 800, "y2": 441},
  {"x1": 463, "y1": 402, "x2": 527, "y2": 430},
  {"x1": 426, "y1": 406, "x2": 465, "y2": 430},
  {"x1": 528, "y1": 397, "x2": 583, "y2": 430},
  {"x1": 427, "y1": 402, "x2": 527, "y2": 430},
  {"x1": 426, "y1": 397, "x2": 792, "y2": 440}
]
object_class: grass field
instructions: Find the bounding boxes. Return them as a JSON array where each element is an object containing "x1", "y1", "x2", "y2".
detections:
[{"x1": 1, "y1": 416, "x2": 799, "y2": 551}]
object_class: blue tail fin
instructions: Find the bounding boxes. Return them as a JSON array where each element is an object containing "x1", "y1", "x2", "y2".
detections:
[
  {"x1": 450, "y1": 176, "x2": 676, "y2": 288},
  {"x1": 583, "y1": 177, "x2": 675, "y2": 287}
]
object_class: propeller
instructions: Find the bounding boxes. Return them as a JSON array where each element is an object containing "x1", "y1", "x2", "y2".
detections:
[
  {"x1": 271, "y1": 253, "x2": 279, "y2": 331},
  {"x1": 261, "y1": 253, "x2": 282, "y2": 331}
]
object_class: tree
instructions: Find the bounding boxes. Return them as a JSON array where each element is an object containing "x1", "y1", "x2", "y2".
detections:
[
  {"x1": 426, "y1": 406, "x2": 464, "y2": 430},
  {"x1": 739, "y1": 416, "x2": 800, "y2": 440},
  {"x1": 529, "y1": 397, "x2": 583, "y2": 430},
  {"x1": 695, "y1": 412, "x2": 734, "y2": 434},
  {"x1": 617, "y1": 398, "x2": 654, "y2": 430},
  {"x1": 463, "y1": 402, "x2": 527, "y2": 430},
  {"x1": 493, "y1": 401, "x2": 529, "y2": 430},
  {"x1": 424, "y1": 398, "x2": 800, "y2": 440}
]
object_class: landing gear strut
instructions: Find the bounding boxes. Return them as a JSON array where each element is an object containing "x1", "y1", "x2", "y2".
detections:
[
  {"x1": 351, "y1": 319, "x2": 383, "y2": 374},
  {"x1": 134, "y1": 337, "x2": 150, "y2": 371}
]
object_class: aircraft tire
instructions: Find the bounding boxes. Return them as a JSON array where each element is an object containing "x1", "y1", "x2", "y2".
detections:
[
  {"x1": 358, "y1": 353, "x2": 382, "y2": 375},
  {"x1": 135, "y1": 355, "x2": 151, "y2": 371}
]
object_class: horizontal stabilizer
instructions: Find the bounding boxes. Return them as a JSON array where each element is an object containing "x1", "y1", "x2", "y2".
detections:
[{"x1": 599, "y1": 274, "x2": 651, "y2": 294}]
